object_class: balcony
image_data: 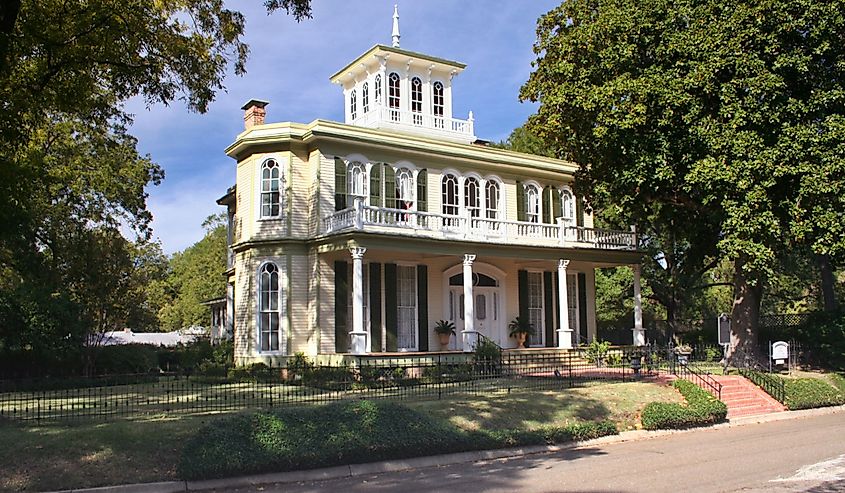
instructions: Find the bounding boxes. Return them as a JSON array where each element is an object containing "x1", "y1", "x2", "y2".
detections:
[
  {"x1": 351, "y1": 105, "x2": 475, "y2": 144},
  {"x1": 321, "y1": 200, "x2": 638, "y2": 251}
]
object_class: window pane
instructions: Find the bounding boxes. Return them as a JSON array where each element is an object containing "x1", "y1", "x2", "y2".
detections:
[{"x1": 476, "y1": 294, "x2": 486, "y2": 320}]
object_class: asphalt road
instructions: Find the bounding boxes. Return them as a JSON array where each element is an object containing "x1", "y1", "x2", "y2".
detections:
[{"x1": 211, "y1": 412, "x2": 845, "y2": 493}]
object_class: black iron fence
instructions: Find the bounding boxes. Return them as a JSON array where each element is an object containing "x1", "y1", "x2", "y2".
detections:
[{"x1": 0, "y1": 352, "x2": 668, "y2": 423}]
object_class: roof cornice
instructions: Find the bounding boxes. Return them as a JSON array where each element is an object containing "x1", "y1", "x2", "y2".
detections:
[{"x1": 329, "y1": 44, "x2": 466, "y2": 83}]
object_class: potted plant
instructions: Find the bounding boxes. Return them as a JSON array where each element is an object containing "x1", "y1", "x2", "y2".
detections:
[
  {"x1": 508, "y1": 316, "x2": 534, "y2": 349},
  {"x1": 433, "y1": 320, "x2": 456, "y2": 349},
  {"x1": 674, "y1": 343, "x2": 693, "y2": 366}
]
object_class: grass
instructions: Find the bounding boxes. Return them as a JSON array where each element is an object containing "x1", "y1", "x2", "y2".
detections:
[{"x1": 0, "y1": 380, "x2": 682, "y2": 490}]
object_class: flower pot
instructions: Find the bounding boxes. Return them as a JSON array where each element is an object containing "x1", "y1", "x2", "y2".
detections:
[
  {"x1": 516, "y1": 332, "x2": 527, "y2": 349},
  {"x1": 437, "y1": 332, "x2": 451, "y2": 349}
]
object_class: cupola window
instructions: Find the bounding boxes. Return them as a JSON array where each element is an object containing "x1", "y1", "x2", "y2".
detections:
[
  {"x1": 388, "y1": 72, "x2": 400, "y2": 121},
  {"x1": 433, "y1": 81, "x2": 444, "y2": 128},
  {"x1": 374, "y1": 74, "x2": 382, "y2": 104},
  {"x1": 350, "y1": 89, "x2": 358, "y2": 120},
  {"x1": 411, "y1": 77, "x2": 423, "y2": 125},
  {"x1": 362, "y1": 82, "x2": 369, "y2": 114}
]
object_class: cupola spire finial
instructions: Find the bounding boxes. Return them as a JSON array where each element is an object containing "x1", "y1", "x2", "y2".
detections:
[{"x1": 391, "y1": 5, "x2": 400, "y2": 48}]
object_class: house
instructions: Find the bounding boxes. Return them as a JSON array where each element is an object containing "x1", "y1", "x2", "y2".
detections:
[{"x1": 217, "y1": 8, "x2": 645, "y2": 366}]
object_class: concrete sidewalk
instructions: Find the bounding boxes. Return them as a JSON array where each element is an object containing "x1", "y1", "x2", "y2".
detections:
[{"x1": 43, "y1": 404, "x2": 845, "y2": 493}]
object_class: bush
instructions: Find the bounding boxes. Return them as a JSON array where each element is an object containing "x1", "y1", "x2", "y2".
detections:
[
  {"x1": 783, "y1": 378, "x2": 845, "y2": 410},
  {"x1": 585, "y1": 339, "x2": 611, "y2": 365},
  {"x1": 641, "y1": 380, "x2": 727, "y2": 430},
  {"x1": 178, "y1": 400, "x2": 618, "y2": 480},
  {"x1": 92, "y1": 344, "x2": 159, "y2": 375}
]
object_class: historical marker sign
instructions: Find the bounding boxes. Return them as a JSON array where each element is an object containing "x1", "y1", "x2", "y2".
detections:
[
  {"x1": 772, "y1": 341, "x2": 789, "y2": 365},
  {"x1": 718, "y1": 313, "x2": 731, "y2": 345}
]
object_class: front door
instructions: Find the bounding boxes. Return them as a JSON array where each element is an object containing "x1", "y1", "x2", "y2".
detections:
[{"x1": 449, "y1": 286, "x2": 500, "y2": 350}]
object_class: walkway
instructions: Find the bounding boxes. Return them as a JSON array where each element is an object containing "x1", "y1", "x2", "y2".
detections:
[{"x1": 713, "y1": 374, "x2": 785, "y2": 418}]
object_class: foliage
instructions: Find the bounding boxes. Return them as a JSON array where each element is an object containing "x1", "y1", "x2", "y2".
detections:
[
  {"x1": 433, "y1": 320, "x2": 456, "y2": 335},
  {"x1": 177, "y1": 400, "x2": 618, "y2": 480},
  {"x1": 508, "y1": 316, "x2": 535, "y2": 337},
  {"x1": 584, "y1": 339, "x2": 611, "y2": 365},
  {"x1": 782, "y1": 377, "x2": 845, "y2": 410},
  {"x1": 521, "y1": 0, "x2": 845, "y2": 355},
  {"x1": 473, "y1": 338, "x2": 503, "y2": 361},
  {"x1": 91, "y1": 344, "x2": 161, "y2": 375},
  {"x1": 641, "y1": 380, "x2": 727, "y2": 430}
]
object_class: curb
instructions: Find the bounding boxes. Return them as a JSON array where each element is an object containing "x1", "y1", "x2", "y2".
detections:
[{"x1": 43, "y1": 404, "x2": 845, "y2": 493}]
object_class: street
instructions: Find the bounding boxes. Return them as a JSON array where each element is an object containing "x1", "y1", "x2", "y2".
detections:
[{"x1": 209, "y1": 411, "x2": 845, "y2": 492}]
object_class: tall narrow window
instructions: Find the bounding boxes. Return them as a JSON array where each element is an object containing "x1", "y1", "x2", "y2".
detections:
[
  {"x1": 388, "y1": 72, "x2": 400, "y2": 121},
  {"x1": 350, "y1": 89, "x2": 357, "y2": 120},
  {"x1": 485, "y1": 180, "x2": 500, "y2": 220},
  {"x1": 260, "y1": 159, "x2": 281, "y2": 218},
  {"x1": 441, "y1": 174, "x2": 459, "y2": 217},
  {"x1": 432, "y1": 81, "x2": 444, "y2": 128},
  {"x1": 397, "y1": 265, "x2": 418, "y2": 350},
  {"x1": 362, "y1": 82, "x2": 369, "y2": 114},
  {"x1": 259, "y1": 263, "x2": 281, "y2": 352},
  {"x1": 561, "y1": 189, "x2": 575, "y2": 223},
  {"x1": 411, "y1": 77, "x2": 423, "y2": 125},
  {"x1": 374, "y1": 74, "x2": 382, "y2": 104},
  {"x1": 465, "y1": 176, "x2": 480, "y2": 218},
  {"x1": 525, "y1": 184, "x2": 540, "y2": 223},
  {"x1": 347, "y1": 161, "x2": 366, "y2": 200},
  {"x1": 527, "y1": 271, "x2": 544, "y2": 347},
  {"x1": 395, "y1": 167, "x2": 414, "y2": 210}
]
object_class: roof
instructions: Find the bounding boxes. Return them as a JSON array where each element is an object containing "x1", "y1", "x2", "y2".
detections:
[{"x1": 330, "y1": 44, "x2": 466, "y2": 83}]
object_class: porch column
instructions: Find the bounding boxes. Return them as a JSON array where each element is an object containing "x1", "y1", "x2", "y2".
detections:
[
  {"x1": 462, "y1": 254, "x2": 477, "y2": 352},
  {"x1": 632, "y1": 264, "x2": 645, "y2": 346},
  {"x1": 557, "y1": 259, "x2": 573, "y2": 349},
  {"x1": 225, "y1": 282, "x2": 234, "y2": 340},
  {"x1": 350, "y1": 247, "x2": 368, "y2": 354}
]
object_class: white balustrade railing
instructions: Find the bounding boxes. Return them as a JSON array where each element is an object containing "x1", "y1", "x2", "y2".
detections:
[
  {"x1": 321, "y1": 200, "x2": 637, "y2": 250},
  {"x1": 351, "y1": 106, "x2": 474, "y2": 138}
]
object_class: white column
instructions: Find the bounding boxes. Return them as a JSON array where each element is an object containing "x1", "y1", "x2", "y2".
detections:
[
  {"x1": 350, "y1": 247, "x2": 368, "y2": 354},
  {"x1": 225, "y1": 283, "x2": 234, "y2": 340},
  {"x1": 462, "y1": 254, "x2": 477, "y2": 352},
  {"x1": 557, "y1": 259, "x2": 573, "y2": 349},
  {"x1": 632, "y1": 264, "x2": 645, "y2": 346}
]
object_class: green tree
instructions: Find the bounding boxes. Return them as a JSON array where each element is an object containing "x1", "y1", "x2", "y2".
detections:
[{"x1": 521, "y1": 0, "x2": 845, "y2": 359}]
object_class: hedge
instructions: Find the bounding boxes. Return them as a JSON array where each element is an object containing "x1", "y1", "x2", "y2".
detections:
[
  {"x1": 178, "y1": 400, "x2": 618, "y2": 480},
  {"x1": 641, "y1": 380, "x2": 727, "y2": 430},
  {"x1": 783, "y1": 378, "x2": 845, "y2": 410}
]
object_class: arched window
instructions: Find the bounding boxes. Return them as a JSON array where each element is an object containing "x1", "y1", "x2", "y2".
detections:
[
  {"x1": 362, "y1": 82, "x2": 369, "y2": 114},
  {"x1": 485, "y1": 180, "x2": 500, "y2": 220},
  {"x1": 465, "y1": 176, "x2": 480, "y2": 218},
  {"x1": 433, "y1": 81, "x2": 444, "y2": 128},
  {"x1": 561, "y1": 189, "x2": 575, "y2": 222},
  {"x1": 347, "y1": 161, "x2": 366, "y2": 199},
  {"x1": 350, "y1": 89, "x2": 358, "y2": 120},
  {"x1": 259, "y1": 263, "x2": 281, "y2": 352},
  {"x1": 525, "y1": 184, "x2": 540, "y2": 223},
  {"x1": 374, "y1": 74, "x2": 382, "y2": 104},
  {"x1": 395, "y1": 167, "x2": 414, "y2": 209},
  {"x1": 411, "y1": 77, "x2": 423, "y2": 125},
  {"x1": 441, "y1": 173, "x2": 459, "y2": 217},
  {"x1": 260, "y1": 158, "x2": 282, "y2": 218},
  {"x1": 388, "y1": 72, "x2": 400, "y2": 121}
]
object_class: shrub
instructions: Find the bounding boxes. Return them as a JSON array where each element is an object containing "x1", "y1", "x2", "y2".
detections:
[
  {"x1": 92, "y1": 344, "x2": 159, "y2": 375},
  {"x1": 178, "y1": 400, "x2": 618, "y2": 480},
  {"x1": 783, "y1": 378, "x2": 845, "y2": 410},
  {"x1": 585, "y1": 339, "x2": 611, "y2": 365},
  {"x1": 641, "y1": 380, "x2": 727, "y2": 430}
]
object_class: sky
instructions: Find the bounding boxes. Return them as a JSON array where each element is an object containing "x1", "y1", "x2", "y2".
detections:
[{"x1": 127, "y1": 0, "x2": 562, "y2": 254}]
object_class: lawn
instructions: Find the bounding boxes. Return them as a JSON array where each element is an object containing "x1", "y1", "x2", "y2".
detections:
[{"x1": 0, "y1": 380, "x2": 682, "y2": 491}]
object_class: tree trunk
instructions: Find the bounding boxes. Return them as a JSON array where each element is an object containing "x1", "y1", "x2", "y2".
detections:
[
  {"x1": 817, "y1": 253, "x2": 838, "y2": 312},
  {"x1": 727, "y1": 256, "x2": 762, "y2": 365}
]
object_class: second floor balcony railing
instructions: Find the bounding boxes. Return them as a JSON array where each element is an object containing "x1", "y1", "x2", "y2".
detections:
[{"x1": 321, "y1": 199, "x2": 638, "y2": 251}]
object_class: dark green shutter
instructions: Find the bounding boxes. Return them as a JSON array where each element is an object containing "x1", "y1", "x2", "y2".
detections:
[
  {"x1": 334, "y1": 261, "x2": 348, "y2": 353},
  {"x1": 384, "y1": 165, "x2": 397, "y2": 209},
  {"x1": 417, "y1": 265, "x2": 428, "y2": 352},
  {"x1": 384, "y1": 263, "x2": 398, "y2": 351},
  {"x1": 552, "y1": 188, "x2": 561, "y2": 222},
  {"x1": 578, "y1": 273, "x2": 588, "y2": 343},
  {"x1": 542, "y1": 186, "x2": 552, "y2": 224},
  {"x1": 416, "y1": 169, "x2": 428, "y2": 212},
  {"x1": 576, "y1": 197, "x2": 585, "y2": 227},
  {"x1": 334, "y1": 157, "x2": 347, "y2": 211},
  {"x1": 369, "y1": 263, "x2": 382, "y2": 352},
  {"x1": 516, "y1": 181, "x2": 525, "y2": 221},
  {"x1": 369, "y1": 164, "x2": 381, "y2": 207},
  {"x1": 518, "y1": 269, "x2": 529, "y2": 323},
  {"x1": 544, "y1": 271, "x2": 554, "y2": 347}
]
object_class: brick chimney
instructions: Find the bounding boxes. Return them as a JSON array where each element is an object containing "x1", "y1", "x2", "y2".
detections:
[{"x1": 241, "y1": 99, "x2": 269, "y2": 129}]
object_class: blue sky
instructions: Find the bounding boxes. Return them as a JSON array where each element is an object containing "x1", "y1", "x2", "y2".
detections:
[{"x1": 128, "y1": 0, "x2": 561, "y2": 254}]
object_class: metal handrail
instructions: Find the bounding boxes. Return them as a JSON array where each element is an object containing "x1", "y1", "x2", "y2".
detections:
[
  {"x1": 737, "y1": 368, "x2": 785, "y2": 404},
  {"x1": 677, "y1": 363, "x2": 722, "y2": 400}
]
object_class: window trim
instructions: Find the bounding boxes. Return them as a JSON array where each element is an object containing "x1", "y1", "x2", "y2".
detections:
[
  {"x1": 258, "y1": 156, "x2": 284, "y2": 221},
  {"x1": 256, "y1": 260, "x2": 285, "y2": 354}
]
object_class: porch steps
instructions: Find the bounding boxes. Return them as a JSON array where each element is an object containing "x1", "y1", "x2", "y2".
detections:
[{"x1": 711, "y1": 375, "x2": 785, "y2": 419}]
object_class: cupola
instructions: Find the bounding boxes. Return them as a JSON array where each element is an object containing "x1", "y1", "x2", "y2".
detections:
[{"x1": 329, "y1": 5, "x2": 475, "y2": 144}]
